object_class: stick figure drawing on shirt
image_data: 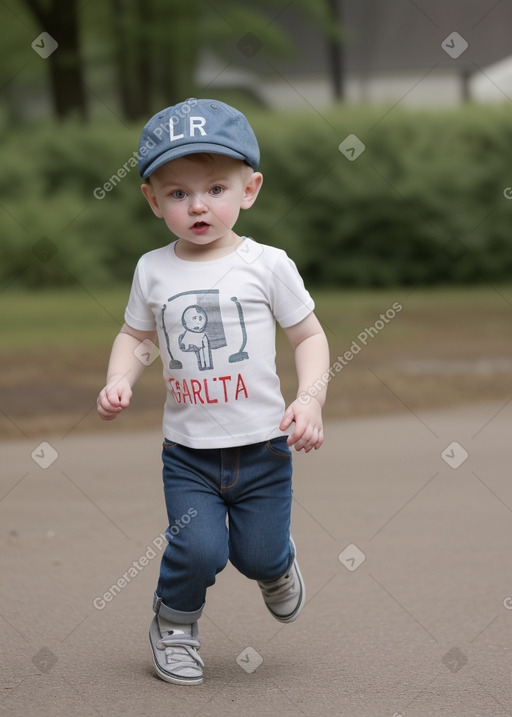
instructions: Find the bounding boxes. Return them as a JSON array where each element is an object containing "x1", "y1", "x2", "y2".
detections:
[{"x1": 178, "y1": 305, "x2": 213, "y2": 371}]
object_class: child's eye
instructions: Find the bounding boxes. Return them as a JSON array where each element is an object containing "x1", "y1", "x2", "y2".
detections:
[
  {"x1": 210, "y1": 185, "x2": 224, "y2": 196},
  {"x1": 171, "y1": 190, "x2": 186, "y2": 199}
]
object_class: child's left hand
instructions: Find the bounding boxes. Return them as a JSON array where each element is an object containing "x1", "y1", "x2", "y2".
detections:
[{"x1": 280, "y1": 397, "x2": 324, "y2": 452}]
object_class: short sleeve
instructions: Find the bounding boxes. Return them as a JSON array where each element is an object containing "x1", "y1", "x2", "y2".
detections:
[
  {"x1": 124, "y1": 257, "x2": 157, "y2": 331},
  {"x1": 268, "y1": 251, "x2": 315, "y2": 328}
]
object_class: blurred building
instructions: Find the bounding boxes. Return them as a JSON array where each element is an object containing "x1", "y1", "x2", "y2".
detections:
[{"x1": 199, "y1": 0, "x2": 512, "y2": 108}]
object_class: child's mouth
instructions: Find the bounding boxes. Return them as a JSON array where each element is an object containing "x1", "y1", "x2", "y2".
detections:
[{"x1": 191, "y1": 221, "x2": 210, "y2": 234}]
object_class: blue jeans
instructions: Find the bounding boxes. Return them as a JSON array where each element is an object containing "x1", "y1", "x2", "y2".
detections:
[{"x1": 153, "y1": 436, "x2": 294, "y2": 624}]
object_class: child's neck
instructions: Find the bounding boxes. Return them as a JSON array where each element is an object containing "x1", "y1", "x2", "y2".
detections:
[{"x1": 174, "y1": 233, "x2": 243, "y2": 262}]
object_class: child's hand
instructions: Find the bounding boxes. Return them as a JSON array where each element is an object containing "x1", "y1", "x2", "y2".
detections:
[
  {"x1": 280, "y1": 396, "x2": 324, "y2": 452},
  {"x1": 97, "y1": 376, "x2": 132, "y2": 421}
]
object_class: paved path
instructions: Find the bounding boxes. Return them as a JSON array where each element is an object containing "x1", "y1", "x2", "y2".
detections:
[{"x1": 2, "y1": 400, "x2": 512, "y2": 716}]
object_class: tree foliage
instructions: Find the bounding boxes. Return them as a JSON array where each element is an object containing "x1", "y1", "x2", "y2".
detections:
[
  {"x1": 2, "y1": 106, "x2": 512, "y2": 289},
  {"x1": 5, "y1": 0, "x2": 339, "y2": 121}
]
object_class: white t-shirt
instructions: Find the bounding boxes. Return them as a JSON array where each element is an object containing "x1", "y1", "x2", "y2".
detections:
[{"x1": 124, "y1": 238, "x2": 314, "y2": 448}]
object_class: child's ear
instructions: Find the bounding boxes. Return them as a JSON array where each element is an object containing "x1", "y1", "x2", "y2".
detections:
[
  {"x1": 141, "y1": 182, "x2": 164, "y2": 218},
  {"x1": 241, "y1": 172, "x2": 263, "y2": 210}
]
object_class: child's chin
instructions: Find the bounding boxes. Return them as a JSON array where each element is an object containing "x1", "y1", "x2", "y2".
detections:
[{"x1": 188, "y1": 235, "x2": 226, "y2": 246}]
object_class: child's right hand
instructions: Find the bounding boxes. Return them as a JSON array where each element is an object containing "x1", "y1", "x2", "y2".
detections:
[{"x1": 97, "y1": 376, "x2": 132, "y2": 420}]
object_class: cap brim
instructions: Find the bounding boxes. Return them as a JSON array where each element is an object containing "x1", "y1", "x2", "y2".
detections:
[{"x1": 141, "y1": 143, "x2": 253, "y2": 178}]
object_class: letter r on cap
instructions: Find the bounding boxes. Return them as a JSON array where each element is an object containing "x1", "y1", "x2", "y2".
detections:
[{"x1": 189, "y1": 117, "x2": 206, "y2": 136}]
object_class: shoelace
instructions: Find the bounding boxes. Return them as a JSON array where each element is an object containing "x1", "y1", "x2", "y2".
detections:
[
  {"x1": 156, "y1": 635, "x2": 204, "y2": 671},
  {"x1": 259, "y1": 571, "x2": 295, "y2": 604}
]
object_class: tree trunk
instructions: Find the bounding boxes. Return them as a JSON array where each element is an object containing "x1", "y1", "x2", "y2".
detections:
[
  {"x1": 24, "y1": 0, "x2": 88, "y2": 120},
  {"x1": 135, "y1": 0, "x2": 152, "y2": 117},
  {"x1": 110, "y1": 0, "x2": 152, "y2": 120},
  {"x1": 110, "y1": 0, "x2": 134, "y2": 119},
  {"x1": 326, "y1": 0, "x2": 344, "y2": 101},
  {"x1": 157, "y1": 0, "x2": 201, "y2": 106}
]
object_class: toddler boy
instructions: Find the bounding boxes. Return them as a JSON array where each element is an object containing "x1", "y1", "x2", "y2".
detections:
[{"x1": 97, "y1": 98, "x2": 329, "y2": 684}]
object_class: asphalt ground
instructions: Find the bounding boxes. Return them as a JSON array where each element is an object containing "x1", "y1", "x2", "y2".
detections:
[{"x1": 2, "y1": 399, "x2": 512, "y2": 716}]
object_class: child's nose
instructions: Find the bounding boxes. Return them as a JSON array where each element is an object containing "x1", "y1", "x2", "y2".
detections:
[{"x1": 189, "y1": 194, "x2": 207, "y2": 213}]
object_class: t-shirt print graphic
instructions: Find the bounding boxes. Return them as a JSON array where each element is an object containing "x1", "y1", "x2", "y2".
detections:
[{"x1": 161, "y1": 289, "x2": 249, "y2": 371}]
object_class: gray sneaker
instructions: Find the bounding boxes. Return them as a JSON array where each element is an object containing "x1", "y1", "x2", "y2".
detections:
[
  {"x1": 149, "y1": 615, "x2": 204, "y2": 685},
  {"x1": 257, "y1": 539, "x2": 306, "y2": 623}
]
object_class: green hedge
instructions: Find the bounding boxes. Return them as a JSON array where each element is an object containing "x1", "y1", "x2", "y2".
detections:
[{"x1": 2, "y1": 105, "x2": 512, "y2": 289}]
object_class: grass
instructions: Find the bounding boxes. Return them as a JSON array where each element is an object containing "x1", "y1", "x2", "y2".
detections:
[
  {"x1": 1, "y1": 285, "x2": 512, "y2": 439},
  {"x1": 3, "y1": 284, "x2": 511, "y2": 347},
  {"x1": 0, "y1": 286, "x2": 128, "y2": 349}
]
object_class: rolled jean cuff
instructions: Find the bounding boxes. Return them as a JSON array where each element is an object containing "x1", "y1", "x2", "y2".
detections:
[{"x1": 153, "y1": 592, "x2": 204, "y2": 623}]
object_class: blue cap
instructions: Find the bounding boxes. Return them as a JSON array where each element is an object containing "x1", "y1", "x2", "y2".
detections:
[{"x1": 138, "y1": 98, "x2": 260, "y2": 178}]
